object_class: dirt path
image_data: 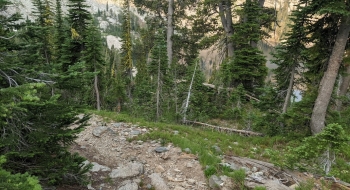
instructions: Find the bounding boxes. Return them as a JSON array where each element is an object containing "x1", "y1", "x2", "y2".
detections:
[{"x1": 69, "y1": 114, "x2": 208, "y2": 190}]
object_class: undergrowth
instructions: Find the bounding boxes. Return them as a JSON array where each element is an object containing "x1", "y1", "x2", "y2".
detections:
[{"x1": 89, "y1": 110, "x2": 350, "y2": 184}]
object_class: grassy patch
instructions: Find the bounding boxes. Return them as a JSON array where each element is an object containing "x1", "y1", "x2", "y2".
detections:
[{"x1": 89, "y1": 110, "x2": 350, "y2": 183}]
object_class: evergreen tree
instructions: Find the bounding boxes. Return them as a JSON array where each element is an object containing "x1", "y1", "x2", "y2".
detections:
[
  {"x1": 149, "y1": 29, "x2": 168, "y2": 121},
  {"x1": 57, "y1": 0, "x2": 93, "y2": 105},
  {"x1": 221, "y1": 0, "x2": 267, "y2": 92},
  {"x1": 81, "y1": 21, "x2": 105, "y2": 110},
  {"x1": 61, "y1": 0, "x2": 92, "y2": 71},
  {"x1": 53, "y1": 0, "x2": 66, "y2": 63},
  {"x1": 120, "y1": 0, "x2": 133, "y2": 101},
  {"x1": 0, "y1": 0, "x2": 91, "y2": 186}
]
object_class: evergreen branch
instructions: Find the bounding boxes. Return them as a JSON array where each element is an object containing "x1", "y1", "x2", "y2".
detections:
[{"x1": 0, "y1": 34, "x2": 16, "y2": 40}]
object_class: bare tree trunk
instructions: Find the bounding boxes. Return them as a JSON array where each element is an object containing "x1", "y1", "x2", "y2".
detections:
[
  {"x1": 94, "y1": 73, "x2": 101, "y2": 111},
  {"x1": 167, "y1": 0, "x2": 174, "y2": 67},
  {"x1": 258, "y1": 0, "x2": 265, "y2": 7},
  {"x1": 218, "y1": 0, "x2": 234, "y2": 57},
  {"x1": 282, "y1": 67, "x2": 295, "y2": 113},
  {"x1": 183, "y1": 62, "x2": 198, "y2": 122},
  {"x1": 336, "y1": 64, "x2": 350, "y2": 111},
  {"x1": 310, "y1": 16, "x2": 350, "y2": 135}
]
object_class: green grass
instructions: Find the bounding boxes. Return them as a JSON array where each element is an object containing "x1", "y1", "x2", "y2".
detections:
[
  {"x1": 87, "y1": 110, "x2": 350, "y2": 184},
  {"x1": 88, "y1": 111, "x2": 290, "y2": 172}
]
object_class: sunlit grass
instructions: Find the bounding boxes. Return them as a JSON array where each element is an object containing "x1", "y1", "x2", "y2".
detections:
[{"x1": 88, "y1": 110, "x2": 350, "y2": 183}]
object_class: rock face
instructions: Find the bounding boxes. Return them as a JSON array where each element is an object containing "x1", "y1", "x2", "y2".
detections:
[
  {"x1": 109, "y1": 162, "x2": 144, "y2": 179},
  {"x1": 149, "y1": 173, "x2": 170, "y2": 190}
]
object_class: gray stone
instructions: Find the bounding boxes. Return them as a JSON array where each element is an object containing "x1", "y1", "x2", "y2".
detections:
[
  {"x1": 209, "y1": 175, "x2": 223, "y2": 189},
  {"x1": 109, "y1": 162, "x2": 144, "y2": 179},
  {"x1": 154, "y1": 147, "x2": 168, "y2": 153},
  {"x1": 131, "y1": 130, "x2": 141, "y2": 135},
  {"x1": 113, "y1": 122, "x2": 123, "y2": 127},
  {"x1": 82, "y1": 160, "x2": 90, "y2": 167},
  {"x1": 91, "y1": 162, "x2": 111, "y2": 172},
  {"x1": 173, "y1": 130, "x2": 179, "y2": 135},
  {"x1": 118, "y1": 182, "x2": 138, "y2": 190},
  {"x1": 184, "y1": 148, "x2": 191, "y2": 153},
  {"x1": 92, "y1": 126, "x2": 108, "y2": 137},
  {"x1": 149, "y1": 173, "x2": 169, "y2": 190},
  {"x1": 186, "y1": 162, "x2": 193, "y2": 168},
  {"x1": 241, "y1": 166, "x2": 251, "y2": 173},
  {"x1": 233, "y1": 142, "x2": 239, "y2": 145},
  {"x1": 87, "y1": 184, "x2": 95, "y2": 190},
  {"x1": 249, "y1": 172, "x2": 264, "y2": 182},
  {"x1": 146, "y1": 184, "x2": 152, "y2": 189},
  {"x1": 220, "y1": 162, "x2": 239, "y2": 170},
  {"x1": 212, "y1": 145, "x2": 222, "y2": 154},
  {"x1": 137, "y1": 140, "x2": 143, "y2": 145}
]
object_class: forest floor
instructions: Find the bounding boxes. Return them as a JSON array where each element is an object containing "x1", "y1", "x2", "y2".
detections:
[{"x1": 62, "y1": 112, "x2": 346, "y2": 190}]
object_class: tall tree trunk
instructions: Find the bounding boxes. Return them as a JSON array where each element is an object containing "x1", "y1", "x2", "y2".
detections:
[
  {"x1": 310, "y1": 16, "x2": 350, "y2": 135},
  {"x1": 219, "y1": 0, "x2": 234, "y2": 57},
  {"x1": 167, "y1": 0, "x2": 174, "y2": 67},
  {"x1": 336, "y1": 64, "x2": 350, "y2": 111},
  {"x1": 282, "y1": 66, "x2": 295, "y2": 113},
  {"x1": 258, "y1": 0, "x2": 265, "y2": 7},
  {"x1": 94, "y1": 71, "x2": 101, "y2": 111},
  {"x1": 183, "y1": 62, "x2": 197, "y2": 122}
]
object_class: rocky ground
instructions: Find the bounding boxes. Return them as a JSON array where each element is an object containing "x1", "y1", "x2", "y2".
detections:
[
  {"x1": 69, "y1": 114, "x2": 208, "y2": 190},
  {"x1": 65, "y1": 114, "x2": 342, "y2": 190}
]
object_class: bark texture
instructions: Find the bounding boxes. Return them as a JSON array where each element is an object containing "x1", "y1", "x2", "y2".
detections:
[
  {"x1": 282, "y1": 67, "x2": 295, "y2": 113},
  {"x1": 167, "y1": 0, "x2": 174, "y2": 67},
  {"x1": 310, "y1": 16, "x2": 350, "y2": 135},
  {"x1": 218, "y1": 0, "x2": 234, "y2": 57}
]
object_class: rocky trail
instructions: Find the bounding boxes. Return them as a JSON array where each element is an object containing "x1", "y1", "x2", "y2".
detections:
[{"x1": 64, "y1": 114, "x2": 344, "y2": 190}]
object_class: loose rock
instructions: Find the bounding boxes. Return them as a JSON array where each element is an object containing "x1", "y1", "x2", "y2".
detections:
[
  {"x1": 184, "y1": 148, "x2": 191, "y2": 153},
  {"x1": 91, "y1": 162, "x2": 111, "y2": 172},
  {"x1": 149, "y1": 173, "x2": 170, "y2": 190},
  {"x1": 154, "y1": 147, "x2": 168, "y2": 153},
  {"x1": 109, "y1": 162, "x2": 144, "y2": 179},
  {"x1": 92, "y1": 126, "x2": 108, "y2": 137},
  {"x1": 209, "y1": 175, "x2": 223, "y2": 190}
]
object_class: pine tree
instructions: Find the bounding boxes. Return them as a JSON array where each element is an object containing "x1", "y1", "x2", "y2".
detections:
[
  {"x1": 222, "y1": 0, "x2": 267, "y2": 92},
  {"x1": 81, "y1": 21, "x2": 105, "y2": 110},
  {"x1": 0, "y1": 0, "x2": 91, "y2": 186},
  {"x1": 57, "y1": 0, "x2": 93, "y2": 105},
  {"x1": 53, "y1": 0, "x2": 66, "y2": 63},
  {"x1": 120, "y1": 0, "x2": 133, "y2": 101},
  {"x1": 272, "y1": 0, "x2": 308, "y2": 113},
  {"x1": 61, "y1": 0, "x2": 92, "y2": 71},
  {"x1": 149, "y1": 29, "x2": 168, "y2": 121}
]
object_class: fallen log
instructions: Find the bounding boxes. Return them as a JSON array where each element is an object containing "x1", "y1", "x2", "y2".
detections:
[{"x1": 184, "y1": 120, "x2": 264, "y2": 136}]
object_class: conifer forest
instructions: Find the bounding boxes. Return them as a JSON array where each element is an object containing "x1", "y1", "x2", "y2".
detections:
[{"x1": 1, "y1": 0, "x2": 350, "y2": 189}]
